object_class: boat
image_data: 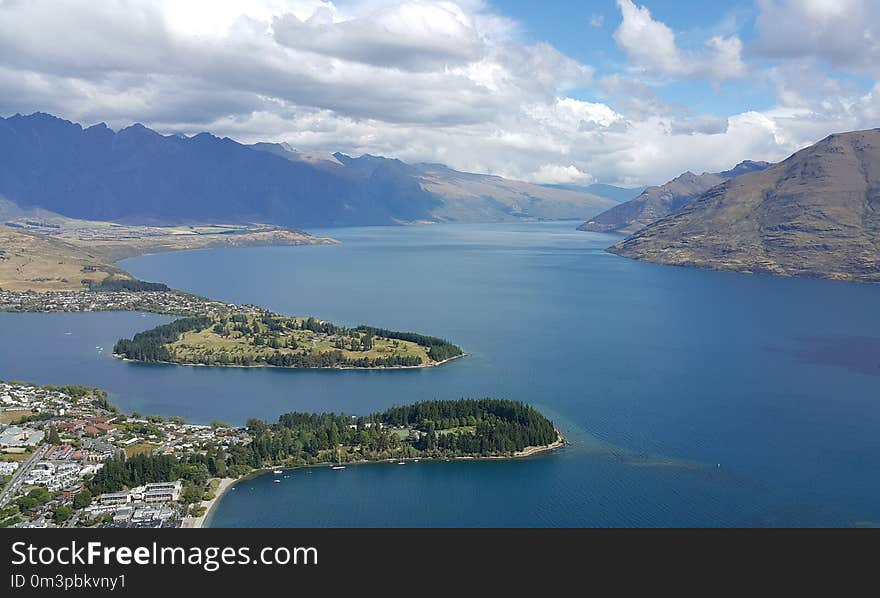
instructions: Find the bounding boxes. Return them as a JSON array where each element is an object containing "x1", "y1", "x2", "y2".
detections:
[
  {"x1": 273, "y1": 479, "x2": 280, "y2": 483},
  {"x1": 397, "y1": 461, "x2": 405, "y2": 465},
  {"x1": 331, "y1": 446, "x2": 345, "y2": 470},
  {"x1": 273, "y1": 469, "x2": 282, "y2": 474}
]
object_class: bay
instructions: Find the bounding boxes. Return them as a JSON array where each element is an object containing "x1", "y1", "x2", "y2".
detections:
[{"x1": 2, "y1": 221, "x2": 879, "y2": 526}]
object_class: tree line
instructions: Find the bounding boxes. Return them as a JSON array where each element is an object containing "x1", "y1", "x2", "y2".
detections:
[
  {"x1": 112, "y1": 316, "x2": 212, "y2": 361},
  {"x1": 355, "y1": 326, "x2": 463, "y2": 362},
  {"x1": 85, "y1": 400, "x2": 557, "y2": 496},
  {"x1": 85, "y1": 278, "x2": 171, "y2": 292}
]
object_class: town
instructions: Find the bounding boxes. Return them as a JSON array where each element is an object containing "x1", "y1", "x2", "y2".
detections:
[
  {"x1": 0, "y1": 381, "x2": 252, "y2": 528},
  {"x1": 0, "y1": 288, "x2": 264, "y2": 317}
]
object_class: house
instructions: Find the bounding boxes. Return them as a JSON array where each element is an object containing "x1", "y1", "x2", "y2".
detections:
[{"x1": 62, "y1": 485, "x2": 83, "y2": 499}]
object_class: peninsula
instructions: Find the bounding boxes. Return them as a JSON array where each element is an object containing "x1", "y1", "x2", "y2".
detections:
[
  {"x1": 0, "y1": 384, "x2": 563, "y2": 529},
  {"x1": 113, "y1": 314, "x2": 464, "y2": 369}
]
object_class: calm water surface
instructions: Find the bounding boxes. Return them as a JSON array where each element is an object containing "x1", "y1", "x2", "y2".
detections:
[{"x1": 1, "y1": 221, "x2": 878, "y2": 527}]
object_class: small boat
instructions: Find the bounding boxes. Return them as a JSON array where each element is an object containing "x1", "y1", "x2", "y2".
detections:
[
  {"x1": 413, "y1": 459, "x2": 419, "y2": 463},
  {"x1": 397, "y1": 461, "x2": 405, "y2": 465},
  {"x1": 331, "y1": 465, "x2": 346, "y2": 470},
  {"x1": 273, "y1": 479, "x2": 281, "y2": 483},
  {"x1": 283, "y1": 475, "x2": 289, "y2": 479},
  {"x1": 64, "y1": 332, "x2": 72, "y2": 335},
  {"x1": 273, "y1": 469, "x2": 283, "y2": 474}
]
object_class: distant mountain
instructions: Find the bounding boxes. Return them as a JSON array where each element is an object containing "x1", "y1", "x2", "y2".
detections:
[
  {"x1": 578, "y1": 160, "x2": 772, "y2": 235},
  {"x1": 410, "y1": 162, "x2": 615, "y2": 222},
  {"x1": 544, "y1": 183, "x2": 647, "y2": 203},
  {"x1": 609, "y1": 129, "x2": 880, "y2": 282},
  {"x1": 248, "y1": 143, "x2": 616, "y2": 222},
  {"x1": 0, "y1": 113, "x2": 614, "y2": 228}
]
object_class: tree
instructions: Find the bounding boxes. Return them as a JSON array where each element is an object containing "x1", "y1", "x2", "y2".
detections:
[
  {"x1": 72, "y1": 489, "x2": 92, "y2": 510},
  {"x1": 52, "y1": 506, "x2": 73, "y2": 525},
  {"x1": 181, "y1": 483, "x2": 205, "y2": 504},
  {"x1": 47, "y1": 426, "x2": 61, "y2": 445}
]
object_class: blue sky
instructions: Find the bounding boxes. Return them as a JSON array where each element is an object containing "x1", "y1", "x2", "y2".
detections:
[{"x1": 1, "y1": 0, "x2": 878, "y2": 186}]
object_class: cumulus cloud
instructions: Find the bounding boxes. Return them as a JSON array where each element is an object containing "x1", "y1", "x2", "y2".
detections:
[
  {"x1": 754, "y1": 0, "x2": 880, "y2": 75},
  {"x1": 613, "y1": 0, "x2": 747, "y2": 82},
  {"x1": 669, "y1": 115, "x2": 729, "y2": 136},
  {"x1": 530, "y1": 165, "x2": 594, "y2": 185},
  {"x1": 0, "y1": 0, "x2": 877, "y2": 189},
  {"x1": 273, "y1": 2, "x2": 487, "y2": 71}
]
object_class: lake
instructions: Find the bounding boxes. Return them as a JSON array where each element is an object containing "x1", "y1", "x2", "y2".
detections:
[{"x1": 2, "y1": 221, "x2": 879, "y2": 526}]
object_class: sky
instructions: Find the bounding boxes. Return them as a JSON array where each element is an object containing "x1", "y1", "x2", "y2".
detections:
[{"x1": 0, "y1": 0, "x2": 878, "y2": 186}]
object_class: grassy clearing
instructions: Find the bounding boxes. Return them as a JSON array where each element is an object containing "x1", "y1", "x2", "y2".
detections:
[
  {"x1": 124, "y1": 443, "x2": 158, "y2": 458},
  {"x1": 0, "y1": 449, "x2": 33, "y2": 462},
  {"x1": 169, "y1": 316, "x2": 431, "y2": 365},
  {"x1": 0, "y1": 411, "x2": 30, "y2": 425}
]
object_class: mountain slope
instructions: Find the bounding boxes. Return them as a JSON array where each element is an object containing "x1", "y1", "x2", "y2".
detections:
[
  {"x1": 412, "y1": 163, "x2": 615, "y2": 222},
  {"x1": 0, "y1": 225, "x2": 129, "y2": 291},
  {"x1": 609, "y1": 129, "x2": 880, "y2": 282},
  {"x1": 543, "y1": 183, "x2": 647, "y2": 203},
  {"x1": 248, "y1": 144, "x2": 616, "y2": 222},
  {"x1": 0, "y1": 112, "x2": 612, "y2": 228},
  {"x1": 578, "y1": 160, "x2": 771, "y2": 235}
]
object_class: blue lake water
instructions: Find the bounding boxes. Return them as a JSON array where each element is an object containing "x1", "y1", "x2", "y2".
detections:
[{"x1": 1, "y1": 221, "x2": 879, "y2": 527}]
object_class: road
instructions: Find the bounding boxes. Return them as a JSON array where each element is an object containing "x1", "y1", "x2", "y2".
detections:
[{"x1": 0, "y1": 442, "x2": 49, "y2": 507}]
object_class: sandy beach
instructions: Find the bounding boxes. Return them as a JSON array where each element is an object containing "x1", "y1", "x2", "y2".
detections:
[
  {"x1": 181, "y1": 477, "x2": 236, "y2": 529},
  {"x1": 513, "y1": 434, "x2": 566, "y2": 458}
]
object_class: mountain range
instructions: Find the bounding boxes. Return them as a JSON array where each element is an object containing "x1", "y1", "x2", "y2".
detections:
[
  {"x1": 578, "y1": 160, "x2": 772, "y2": 235},
  {"x1": 543, "y1": 183, "x2": 647, "y2": 203},
  {"x1": 608, "y1": 129, "x2": 880, "y2": 282},
  {"x1": 0, "y1": 113, "x2": 615, "y2": 228}
]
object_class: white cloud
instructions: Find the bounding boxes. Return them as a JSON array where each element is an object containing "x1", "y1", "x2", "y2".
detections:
[
  {"x1": 669, "y1": 115, "x2": 729, "y2": 136},
  {"x1": 590, "y1": 14, "x2": 604, "y2": 28},
  {"x1": 754, "y1": 0, "x2": 880, "y2": 75},
  {"x1": 273, "y1": 1, "x2": 487, "y2": 71},
  {"x1": 0, "y1": 0, "x2": 877, "y2": 191},
  {"x1": 530, "y1": 165, "x2": 594, "y2": 185},
  {"x1": 613, "y1": 0, "x2": 747, "y2": 82}
]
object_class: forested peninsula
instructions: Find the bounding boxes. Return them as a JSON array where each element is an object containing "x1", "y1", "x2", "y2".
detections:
[
  {"x1": 88, "y1": 399, "x2": 564, "y2": 495},
  {"x1": 113, "y1": 314, "x2": 464, "y2": 369}
]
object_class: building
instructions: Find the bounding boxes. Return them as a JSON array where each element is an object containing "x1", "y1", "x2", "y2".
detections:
[
  {"x1": 113, "y1": 506, "x2": 134, "y2": 523},
  {"x1": 143, "y1": 481, "x2": 182, "y2": 502},
  {"x1": 62, "y1": 485, "x2": 83, "y2": 499},
  {"x1": 99, "y1": 492, "x2": 131, "y2": 506},
  {"x1": 0, "y1": 425, "x2": 44, "y2": 447}
]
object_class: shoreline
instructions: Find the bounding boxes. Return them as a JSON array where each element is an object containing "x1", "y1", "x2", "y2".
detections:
[
  {"x1": 113, "y1": 352, "x2": 466, "y2": 371},
  {"x1": 197, "y1": 432, "x2": 565, "y2": 528},
  {"x1": 181, "y1": 477, "x2": 236, "y2": 529}
]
